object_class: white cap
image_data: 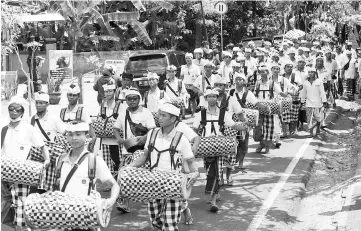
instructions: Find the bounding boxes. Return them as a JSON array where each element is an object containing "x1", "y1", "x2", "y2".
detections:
[
  {"x1": 245, "y1": 48, "x2": 252, "y2": 53},
  {"x1": 204, "y1": 61, "x2": 215, "y2": 67},
  {"x1": 66, "y1": 122, "x2": 89, "y2": 132},
  {"x1": 185, "y1": 53, "x2": 193, "y2": 58},
  {"x1": 258, "y1": 65, "x2": 270, "y2": 72},
  {"x1": 204, "y1": 89, "x2": 219, "y2": 97},
  {"x1": 315, "y1": 55, "x2": 324, "y2": 60},
  {"x1": 222, "y1": 51, "x2": 232, "y2": 58},
  {"x1": 213, "y1": 75, "x2": 227, "y2": 84},
  {"x1": 34, "y1": 92, "x2": 49, "y2": 103},
  {"x1": 194, "y1": 48, "x2": 203, "y2": 54},
  {"x1": 346, "y1": 41, "x2": 352, "y2": 45},
  {"x1": 234, "y1": 72, "x2": 247, "y2": 83},
  {"x1": 248, "y1": 41, "x2": 255, "y2": 47},
  {"x1": 167, "y1": 65, "x2": 177, "y2": 71},
  {"x1": 313, "y1": 41, "x2": 320, "y2": 46},
  {"x1": 233, "y1": 47, "x2": 241, "y2": 52},
  {"x1": 237, "y1": 55, "x2": 246, "y2": 61},
  {"x1": 271, "y1": 63, "x2": 281, "y2": 69},
  {"x1": 308, "y1": 67, "x2": 317, "y2": 73},
  {"x1": 287, "y1": 48, "x2": 296, "y2": 54},
  {"x1": 125, "y1": 88, "x2": 141, "y2": 98},
  {"x1": 159, "y1": 103, "x2": 180, "y2": 116},
  {"x1": 303, "y1": 47, "x2": 310, "y2": 52},
  {"x1": 264, "y1": 41, "x2": 271, "y2": 46},
  {"x1": 9, "y1": 96, "x2": 29, "y2": 109},
  {"x1": 345, "y1": 50, "x2": 352, "y2": 55},
  {"x1": 67, "y1": 84, "x2": 81, "y2": 94},
  {"x1": 231, "y1": 61, "x2": 241, "y2": 67},
  {"x1": 147, "y1": 72, "x2": 159, "y2": 80},
  {"x1": 283, "y1": 60, "x2": 294, "y2": 67},
  {"x1": 297, "y1": 57, "x2": 306, "y2": 63},
  {"x1": 103, "y1": 82, "x2": 116, "y2": 91}
]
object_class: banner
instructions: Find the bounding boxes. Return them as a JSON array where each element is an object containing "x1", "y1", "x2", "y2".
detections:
[
  {"x1": 104, "y1": 60, "x2": 125, "y2": 77},
  {"x1": 49, "y1": 50, "x2": 73, "y2": 79}
]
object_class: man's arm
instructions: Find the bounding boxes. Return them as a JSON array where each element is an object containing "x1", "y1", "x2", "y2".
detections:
[
  {"x1": 191, "y1": 136, "x2": 200, "y2": 155},
  {"x1": 41, "y1": 145, "x2": 50, "y2": 167}
]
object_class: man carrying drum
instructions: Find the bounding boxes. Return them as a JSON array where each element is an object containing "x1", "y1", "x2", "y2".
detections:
[
  {"x1": 127, "y1": 103, "x2": 199, "y2": 231},
  {"x1": 1, "y1": 96, "x2": 50, "y2": 230},
  {"x1": 113, "y1": 88, "x2": 156, "y2": 212},
  {"x1": 193, "y1": 61, "x2": 216, "y2": 109},
  {"x1": 30, "y1": 92, "x2": 66, "y2": 193},
  {"x1": 192, "y1": 89, "x2": 247, "y2": 212},
  {"x1": 55, "y1": 122, "x2": 120, "y2": 231},
  {"x1": 143, "y1": 72, "x2": 169, "y2": 113}
]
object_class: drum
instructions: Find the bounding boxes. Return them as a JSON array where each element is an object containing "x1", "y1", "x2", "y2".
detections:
[
  {"x1": 1, "y1": 156, "x2": 44, "y2": 186},
  {"x1": 223, "y1": 122, "x2": 248, "y2": 138},
  {"x1": 24, "y1": 191, "x2": 111, "y2": 229},
  {"x1": 169, "y1": 97, "x2": 184, "y2": 108},
  {"x1": 117, "y1": 167, "x2": 191, "y2": 202},
  {"x1": 196, "y1": 136, "x2": 237, "y2": 157},
  {"x1": 91, "y1": 118, "x2": 122, "y2": 138},
  {"x1": 246, "y1": 100, "x2": 281, "y2": 115},
  {"x1": 54, "y1": 134, "x2": 71, "y2": 152},
  {"x1": 123, "y1": 137, "x2": 144, "y2": 153},
  {"x1": 152, "y1": 112, "x2": 160, "y2": 127},
  {"x1": 28, "y1": 141, "x2": 65, "y2": 163},
  {"x1": 232, "y1": 108, "x2": 259, "y2": 127},
  {"x1": 278, "y1": 95, "x2": 293, "y2": 112}
]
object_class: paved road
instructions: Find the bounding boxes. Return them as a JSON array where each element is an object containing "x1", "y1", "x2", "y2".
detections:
[{"x1": 1, "y1": 82, "x2": 321, "y2": 231}]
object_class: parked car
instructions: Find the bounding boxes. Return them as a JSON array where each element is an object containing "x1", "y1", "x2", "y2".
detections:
[
  {"x1": 241, "y1": 37, "x2": 272, "y2": 47},
  {"x1": 124, "y1": 51, "x2": 186, "y2": 96}
]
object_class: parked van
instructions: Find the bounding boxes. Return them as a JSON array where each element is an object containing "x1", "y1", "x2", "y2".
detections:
[{"x1": 124, "y1": 51, "x2": 186, "y2": 96}]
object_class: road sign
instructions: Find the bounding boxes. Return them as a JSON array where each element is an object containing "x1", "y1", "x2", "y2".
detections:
[{"x1": 214, "y1": 1, "x2": 228, "y2": 15}]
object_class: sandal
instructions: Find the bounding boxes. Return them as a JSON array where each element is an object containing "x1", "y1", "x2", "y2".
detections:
[
  {"x1": 227, "y1": 177, "x2": 234, "y2": 186},
  {"x1": 210, "y1": 204, "x2": 219, "y2": 212},
  {"x1": 183, "y1": 208, "x2": 194, "y2": 225}
]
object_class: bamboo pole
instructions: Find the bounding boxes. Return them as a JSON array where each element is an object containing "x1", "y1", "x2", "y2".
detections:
[{"x1": 15, "y1": 48, "x2": 32, "y2": 116}]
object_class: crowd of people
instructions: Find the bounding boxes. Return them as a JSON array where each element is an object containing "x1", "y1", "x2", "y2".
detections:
[{"x1": 1, "y1": 36, "x2": 361, "y2": 231}]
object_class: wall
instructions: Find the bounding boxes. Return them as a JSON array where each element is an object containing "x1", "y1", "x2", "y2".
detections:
[{"x1": 7, "y1": 50, "x2": 164, "y2": 83}]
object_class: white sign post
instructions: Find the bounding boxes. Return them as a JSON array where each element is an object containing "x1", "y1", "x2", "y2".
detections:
[{"x1": 214, "y1": 1, "x2": 228, "y2": 52}]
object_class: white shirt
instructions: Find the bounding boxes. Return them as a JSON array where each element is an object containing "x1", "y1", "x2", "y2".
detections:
[
  {"x1": 181, "y1": 64, "x2": 201, "y2": 85},
  {"x1": 294, "y1": 68, "x2": 309, "y2": 85},
  {"x1": 218, "y1": 61, "x2": 233, "y2": 83},
  {"x1": 300, "y1": 78, "x2": 327, "y2": 108},
  {"x1": 144, "y1": 128, "x2": 194, "y2": 172},
  {"x1": 275, "y1": 75, "x2": 293, "y2": 93},
  {"x1": 99, "y1": 99, "x2": 125, "y2": 145},
  {"x1": 227, "y1": 88, "x2": 258, "y2": 116},
  {"x1": 174, "y1": 121, "x2": 198, "y2": 142},
  {"x1": 114, "y1": 106, "x2": 156, "y2": 153},
  {"x1": 193, "y1": 74, "x2": 215, "y2": 108},
  {"x1": 2, "y1": 121, "x2": 45, "y2": 161},
  {"x1": 335, "y1": 53, "x2": 348, "y2": 70},
  {"x1": 192, "y1": 108, "x2": 235, "y2": 137},
  {"x1": 193, "y1": 59, "x2": 207, "y2": 74},
  {"x1": 245, "y1": 57, "x2": 258, "y2": 77},
  {"x1": 61, "y1": 104, "x2": 92, "y2": 124},
  {"x1": 145, "y1": 88, "x2": 169, "y2": 113},
  {"x1": 324, "y1": 59, "x2": 338, "y2": 79},
  {"x1": 316, "y1": 68, "x2": 329, "y2": 83},
  {"x1": 255, "y1": 80, "x2": 282, "y2": 100},
  {"x1": 164, "y1": 78, "x2": 187, "y2": 98},
  {"x1": 344, "y1": 58, "x2": 357, "y2": 79},
  {"x1": 34, "y1": 111, "x2": 66, "y2": 141},
  {"x1": 58, "y1": 150, "x2": 113, "y2": 197}
]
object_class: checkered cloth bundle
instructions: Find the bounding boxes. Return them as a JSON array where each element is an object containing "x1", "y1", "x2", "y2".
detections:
[
  {"x1": 195, "y1": 136, "x2": 237, "y2": 157},
  {"x1": 1, "y1": 156, "x2": 43, "y2": 186},
  {"x1": 91, "y1": 118, "x2": 123, "y2": 138},
  {"x1": 278, "y1": 95, "x2": 292, "y2": 113},
  {"x1": 24, "y1": 191, "x2": 111, "y2": 229},
  {"x1": 28, "y1": 141, "x2": 65, "y2": 163},
  {"x1": 223, "y1": 122, "x2": 248, "y2": 138},
  {"x1": 54, "y1": 134, "x2": 71, "y2": 153},
  {"x1": 232, "y1": 108, "x2": 259, "y2": 127},
  {"x1": 152, "y1": 112, "x2": 160, "y2": 127},
  {"x1": 118, "y1": 167, "x2": 190, "y2": 202},
  {"x1": 129, "y1": 150, "x2": 151, "y2": 169},
  {"x1": 246, "y1": 100, "x2": 281, "y2": 115},
  {"x1": 169, "y1": 97, "x2": 184, "y2": 108}
]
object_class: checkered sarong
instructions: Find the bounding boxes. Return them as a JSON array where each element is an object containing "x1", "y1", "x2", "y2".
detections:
[
  {"x1": 290, "y1": 103, "x2": 301, "y2": 122},
  {"x1": 10, "y1": 184, "x2": 30, "y2": 227},
  {"x1": 148, "y1": 199, "x2": 182, "y2": 231},
  {"x1": 262, "y1": 115, "x2": 274, "y2": 141},
  {"x1": 101, "y1": 144, "x2": 116, "y2": 172},
  {"x1": 281, "y1": 110, "x2": 292, "y2": 123}
]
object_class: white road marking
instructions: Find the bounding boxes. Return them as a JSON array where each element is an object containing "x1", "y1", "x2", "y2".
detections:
[{"x1": 246, "y1": 137, "x2": 313, "y2": 231}]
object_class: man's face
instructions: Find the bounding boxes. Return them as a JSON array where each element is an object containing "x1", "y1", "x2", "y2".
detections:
[
  {"x1": 185, "y1": 56, "x2": 193, "y2": 64},
  {"x1": 35, "y1": 100, "x2": 48, "y2": 113},
  {"x1": 309, "y1": 72, "x2": 316, "y2": 78},
  {"x1": 265, "y1": 44, "x2": 271, "y2": 50},
  {"x1": 347, "y1": 45, "x2": 352, "y2": 50},
  {"x1": 223, "y1": 56, "x2": 231, "y2": 63},
  {"x1": 272, "y1": 67, "x2": 280, "y2": 75},
  {"x1": 272, "y1": 56, "x2": 280, "y2": 62},
  {"x1": 66, "y1": 131, "x2": 87, "y2": 149},
  {"x1": 346, "y1": 54, "x2": 352, "y2": 59},
  {"x1": 158, "y1": 111, "x2": 176, "y2": 128},
  {"x1": 167, "y1": 70, "x2": 176, "y2": 79},
  {"x1": 233, "y1": 66, "x2": 241, "y2": 73},
  {"x1": 285, "y1": 65, "x2": 293, "y2": 74},
  {"x1": 105, "y1": 89, "x2": 115, "y2": 100},
  {"x1": 288, "y1": 53, "x2": 295, "y2": 59},
  {"x1": 298, "y1": 61, "x2": 305, "y2": 69},
  {"x1": 126, "y1": 95, "x2": 140, "y2": 109},
  {"x1": 122, "y1": 78, "x2": 132, "y2": 88},
  {"x1": 245, "y1": 52, "x2": 251, "y2": 58},
  {"x1": 214, "y1": 83, "x2": 226, "y2": 93},
  {"x1": 235, "y1": 77, "x2": 246, "y2": 88},
  {"x1": 204, "y1": 66, "x2": 212, "y2": 75},
  {"x1": 316, "y1": 59, "x2": 324, "y2": 67},
  {"x1": 298, "y1": 50, "x2": 304, "y2": 55},
  {"x1": 336, "y1": 47, "x2": 342, "y2": 53},
  {"x1": 195, "y1": 53, "x2": 202, "y2": 60},
  {"x1": 67, "y1": 93, "x2": 79, "y2": 105},
  {"x1": 325, "y1": 52, "x2": 331, "y2": 59},
  {"x1": 8, "y1": 103, "x2": 23, "y2": 120},
  {"x1": 148, "y1": 78, "x2": 158, "y2": 88},
  {"x1": 260, "y1": 70, "x2": 269, "y2": 78},
  {"x1": 206, "y1": 94, "x2": 218, "y2": 106},
  {"x1": 257, "y1": 55, "x2": 264, "y2": 62}
]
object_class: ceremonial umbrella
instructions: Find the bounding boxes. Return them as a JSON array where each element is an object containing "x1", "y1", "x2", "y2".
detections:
[{"x1": 285, "y1": 29, "x2": 306, "y2": 40}]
